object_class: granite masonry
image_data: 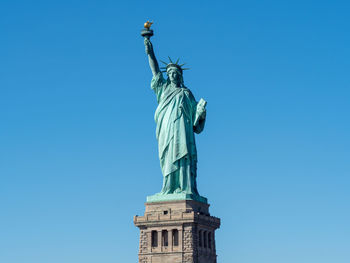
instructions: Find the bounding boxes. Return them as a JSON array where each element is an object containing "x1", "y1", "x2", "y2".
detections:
[{"x1": 134, "y1": 200, "x2": 220, "y2": 263}]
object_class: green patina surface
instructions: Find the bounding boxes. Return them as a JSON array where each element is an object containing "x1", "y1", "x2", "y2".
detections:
[
  {"x1": 147, "y1": 193, "x2": 207, "y2": 204},
  {"x1": 142, "y1": 26, "x2": 208, "y2": 204}
]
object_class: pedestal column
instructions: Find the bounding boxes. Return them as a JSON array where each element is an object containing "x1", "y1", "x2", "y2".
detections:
[{"x1": 134, "y1": 200, "x2": 220, "y2": 263}]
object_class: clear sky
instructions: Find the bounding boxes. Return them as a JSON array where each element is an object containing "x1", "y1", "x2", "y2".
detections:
[{"x1": 1, "y1": 0, "x2": 349, "y2": 262}]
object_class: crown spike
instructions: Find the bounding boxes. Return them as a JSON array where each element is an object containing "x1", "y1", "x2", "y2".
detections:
[{"x1": 161, "y1": 57, "x2": 190, "y2": 72}]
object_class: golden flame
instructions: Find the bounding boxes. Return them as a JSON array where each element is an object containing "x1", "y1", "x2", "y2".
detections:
[{"x1": 144, "y1": 21, "x2": 153, "y2": 29}]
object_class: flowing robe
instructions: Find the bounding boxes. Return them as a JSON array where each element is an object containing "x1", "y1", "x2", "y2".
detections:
[{"x1": 151, "y1": 72, "x2": 205, "y2": 195}]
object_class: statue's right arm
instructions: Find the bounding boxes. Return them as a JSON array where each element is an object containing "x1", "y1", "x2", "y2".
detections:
[{"x1": 144, "y1": 38, "x2": 160, "y2": 76}]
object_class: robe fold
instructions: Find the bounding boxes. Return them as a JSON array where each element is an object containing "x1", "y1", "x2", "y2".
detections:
[{"x1": 151, "y1": 72, "x2": 205, "y2": 195}]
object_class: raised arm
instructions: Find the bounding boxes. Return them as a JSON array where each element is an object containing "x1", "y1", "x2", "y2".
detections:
[{"x1": 144, "y1": 38, "x2": 160, "y2": 76}]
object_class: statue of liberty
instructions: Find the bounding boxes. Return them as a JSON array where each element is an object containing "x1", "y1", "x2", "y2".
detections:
[{"x1": 142, "y1": 23, "x2": 207, "y2": 203}]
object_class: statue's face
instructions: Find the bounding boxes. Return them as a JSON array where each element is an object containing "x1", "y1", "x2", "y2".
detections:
[{"x1": 168, "y1": 68, "x2": 182, "y2": 86}]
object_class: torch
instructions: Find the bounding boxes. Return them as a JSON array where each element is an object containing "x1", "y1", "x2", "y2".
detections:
[{"x1": 141, "y1": 21, "x2": 154, "y2": 39}]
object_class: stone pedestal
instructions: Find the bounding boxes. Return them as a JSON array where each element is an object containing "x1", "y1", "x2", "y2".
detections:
[{"x1": 134, "y1": 200, "x2": 220, "y2": 263}]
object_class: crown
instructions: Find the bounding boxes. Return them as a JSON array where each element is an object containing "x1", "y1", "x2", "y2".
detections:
[{"x1": 160, "y1": 57, "x2": 190, "y2": 73}]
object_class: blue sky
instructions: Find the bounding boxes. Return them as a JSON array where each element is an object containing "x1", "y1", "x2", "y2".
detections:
[{"x1": 1, "y1": 0, "x2": 349, "y2": 262}]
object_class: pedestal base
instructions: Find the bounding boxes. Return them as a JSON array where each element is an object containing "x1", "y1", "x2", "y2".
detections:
[{"x1": 134, "y1": 200, "x2": 220, "y2": 263}]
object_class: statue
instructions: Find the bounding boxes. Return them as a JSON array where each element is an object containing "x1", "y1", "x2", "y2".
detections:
[{"x1": 142, "y1": 22, "x2": 207, "y2": 203}]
